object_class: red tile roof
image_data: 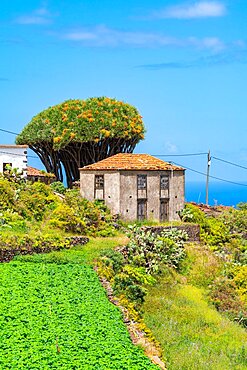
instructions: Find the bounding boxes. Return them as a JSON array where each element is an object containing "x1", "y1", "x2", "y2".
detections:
[
  {"x1": 27, "y1": 166, "x2": 55, "y2": 177},
  {"x1": 80, "y1": 153, "x2": 184, "y2": 171}
]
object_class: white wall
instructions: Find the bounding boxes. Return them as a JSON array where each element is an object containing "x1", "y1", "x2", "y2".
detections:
[{"x1": 0, "y1": 146, "x2": 28, "y2": 177}]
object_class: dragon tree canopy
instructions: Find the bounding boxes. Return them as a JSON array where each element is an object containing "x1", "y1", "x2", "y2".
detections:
[{"x1": 16, "y1": 97, "x2": 145, "y2": 187}]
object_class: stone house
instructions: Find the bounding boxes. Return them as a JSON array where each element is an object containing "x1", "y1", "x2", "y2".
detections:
[
  {"x1": 80, "y1": 153, "x2": 185, "y2": 222},
  {"x1": 26, "y1": 166, "x2": 55, "y2": 184}
]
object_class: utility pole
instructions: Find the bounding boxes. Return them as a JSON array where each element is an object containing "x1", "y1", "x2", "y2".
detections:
[{"x1": 206, "y1": 150, "x2": 211, "y2": 205}]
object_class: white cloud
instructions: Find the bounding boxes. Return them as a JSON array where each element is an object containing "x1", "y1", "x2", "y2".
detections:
[
  {"x1": 165, "y1": 142, "x2": 178, "y2": 154},
  {"x1": 62, "y1": 25, "x2": 177, "y2": 47},
  {"x1": 61, "y1": 25, "x2": 225, "y2": 51},
  {"x1": 188, "y1": 37, "x2": 225, "y2": 51},
  {"x1": 152, "y1": 1, "x2": 226, "y2": 19},
  {"x1": 15, "y1": 6, "x2": 55, "y2": 25}
]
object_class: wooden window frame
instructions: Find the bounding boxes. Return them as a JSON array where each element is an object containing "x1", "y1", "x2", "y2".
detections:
[
  {"x1": 160, "y1": 175, "x2": 169, "y2": 190},
  {"x1": 95, "y1": 175, "x2": 104, "y2": 190},
  {"x1": 137, "y1": 174, "x2": 147, "y2": 190}
]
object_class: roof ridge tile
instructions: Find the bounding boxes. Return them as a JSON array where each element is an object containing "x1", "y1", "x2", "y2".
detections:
[{"x1": 80, "y1": 153, "x2": 184, "y2": 171}]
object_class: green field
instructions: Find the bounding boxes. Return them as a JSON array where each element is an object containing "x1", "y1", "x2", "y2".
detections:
[{"x1": 0, "y1": 261, "x2": 157, "y2": 369}]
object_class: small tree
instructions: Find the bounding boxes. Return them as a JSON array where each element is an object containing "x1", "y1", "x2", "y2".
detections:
[{"x1": 16, "y1": 97, "x2": 145, "y2": 187}]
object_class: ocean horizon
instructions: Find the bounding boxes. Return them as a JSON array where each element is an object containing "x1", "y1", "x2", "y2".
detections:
[{"x1": 185, "y1": 181, "x2": 247, "y2": 207}]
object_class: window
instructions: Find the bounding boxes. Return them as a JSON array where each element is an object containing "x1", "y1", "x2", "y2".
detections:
[
  {"x1": 95, "y1": 175, "x2": 104, "y2": 190},
  {"x1": 160, "y1": 175, "x2": 169, "y2": 190},
  {"x1": 137, "y1": 175, "x2": 147, "y2": 190}
]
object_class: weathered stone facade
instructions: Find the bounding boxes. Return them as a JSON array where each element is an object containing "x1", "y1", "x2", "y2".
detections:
[{"x1": 80, "y1": 154, "x2": 185, "y2": 222}]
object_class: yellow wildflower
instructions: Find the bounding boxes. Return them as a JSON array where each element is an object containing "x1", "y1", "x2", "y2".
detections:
[{"x1": 54, "y1": 137, "x2": 61, "y2": 143}]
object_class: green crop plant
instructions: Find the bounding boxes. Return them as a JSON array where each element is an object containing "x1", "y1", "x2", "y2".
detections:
[{"x1": 0, "y1": 261, "x2": 158, "y2": 369}]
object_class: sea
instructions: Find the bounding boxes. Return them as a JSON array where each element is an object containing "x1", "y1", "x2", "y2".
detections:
[{"x1": 186, "y1": 182, "x2": 247, "y2": 207}]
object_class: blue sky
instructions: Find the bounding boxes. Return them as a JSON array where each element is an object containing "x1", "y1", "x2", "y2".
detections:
[{"x1": 1, "y1": 0, "x2": 247, "y2": 186}]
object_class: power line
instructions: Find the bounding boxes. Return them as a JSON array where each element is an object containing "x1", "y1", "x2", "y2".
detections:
[
  {"x1": 0, "y1": 128, "x2": 19, "y2": 135},
  {"x1": 0, "y1": 125, "x2": 247, "y2": 178},
  {"x1": 172, "y1": 161, "x2": 247, "y2": 188},
  {"x1": 212, "y1": 156, "x2": 247, "y2": 171},
  {"x1": 153, "y1": 152, "x2": 207, "y2": 157}
]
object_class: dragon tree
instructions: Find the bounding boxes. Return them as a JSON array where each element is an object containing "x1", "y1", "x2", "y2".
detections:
[{"x1": 16, "y1": 97, "x2": 145, "y2": 187}]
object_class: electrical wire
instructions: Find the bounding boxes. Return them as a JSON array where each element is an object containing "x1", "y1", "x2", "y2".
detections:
[
  {"x1": 212, "y1": 156, "x2": 247, "y2": 171},
  {"x1": 172, "y1": 161, "x2": 247, "y2": 187},
  {"x1": 0, "y1": 128, "x2": 19, "y2": 135},
  {"x1": 1, "y1": 125, "x2": 247, "y2": 183},
  {"x1": 152, "y1": 152, "x2": 207, "y2": 157}
]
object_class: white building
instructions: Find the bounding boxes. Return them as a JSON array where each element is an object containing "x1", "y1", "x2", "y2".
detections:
[{"x1": 0, "y1": 145, "x2": 28, "y2": 177}]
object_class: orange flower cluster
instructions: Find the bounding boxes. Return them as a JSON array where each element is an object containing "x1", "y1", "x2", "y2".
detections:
[
  {"x1": 100, "y1": 129, "x2": 111, "y2": 138},
  {"x1": 54, "y1": 137, "x2": 61, "y2": 143}
]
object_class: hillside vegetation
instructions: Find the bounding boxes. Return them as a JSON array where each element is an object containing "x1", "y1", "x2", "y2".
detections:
[
  {"x1": 0, "y1": 175, "x2": 116, "y2": 260},
  {"x1": 97, "y1": 204, "x2": 247, "y2": 369},
  {"x1": 1, "y1": 173, "x2": 247, "y2": 368}
]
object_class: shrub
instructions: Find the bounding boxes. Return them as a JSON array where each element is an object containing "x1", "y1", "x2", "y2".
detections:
[
  {"x1": 64, "y1": 189, "x2": 115, "y2": 235},
  {"x1": 122, "y1": 226, "x2": 187, "y2": 274},
  {"x1": 210, "y1": 276, "x2": 247, "y2": 320},
  {"x1": 50, "y1": 181, "x2": 66, "y2": 194},
  {"x1": 182, "y1": 204, "x2": 208, "y2": 227},
  {"x1": 202, "y1": 217, "x2": 231, "y2": 249},
  {"x1": 16, "y1": 182, "x2": 58, "y2": 221},
  {"x1": 237, "y1": 202, "x2": 247, "y2": 210},
  {"x1": 99, "y1": 249, "x2": 125, "y2": 274},
  {"x1": 231, "y1": 265, "x2": 247, "y2": 303},
  {"x1": 181, "y1": 204, "x2": 234, "y2": 251},
  {"x1": 113, "y1": 265, "x2": 156, "y2": 305},
  {"x1": 0, "y1": 210, "x2": 27, "y2": 232},
  {"x1": 0, "y1": 177, "x2": 16, "y2": 210},
  {"x1": 178, "y1": 207, "x2": 194, "y2": 222},
  {"x1": 220, "y1": 208, "x2": 247, "y2": 238},
  {"x1": 48, "y1": 204, "x2": 86, "y2": 233}
]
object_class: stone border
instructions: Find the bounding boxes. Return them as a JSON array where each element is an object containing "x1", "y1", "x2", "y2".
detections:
[
  {"x1": 95, "y1": 268, "x2": 167, "y2": 369},
  {"x1": 0, "y1": 236, "x2": 89, "y2": 263}
]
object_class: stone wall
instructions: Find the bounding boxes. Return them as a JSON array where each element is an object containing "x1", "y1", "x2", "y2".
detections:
[
  {"x1": 0, "y1": 236, "x2": 89, "y2": 263},
  {"x1": 143, "y1": 224, "x2": 200, "y2": 242}
]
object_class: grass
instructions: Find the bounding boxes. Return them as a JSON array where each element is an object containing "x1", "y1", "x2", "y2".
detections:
[
  {"x1": 181, "y1": 243, "x2": 222, "y2": 288},
  {"x1": 15, "y1": 234, "x2": 128, "y2": 265},
  {"x1": 143, "y1": 255, "x2": 247, "y2": 369}
]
